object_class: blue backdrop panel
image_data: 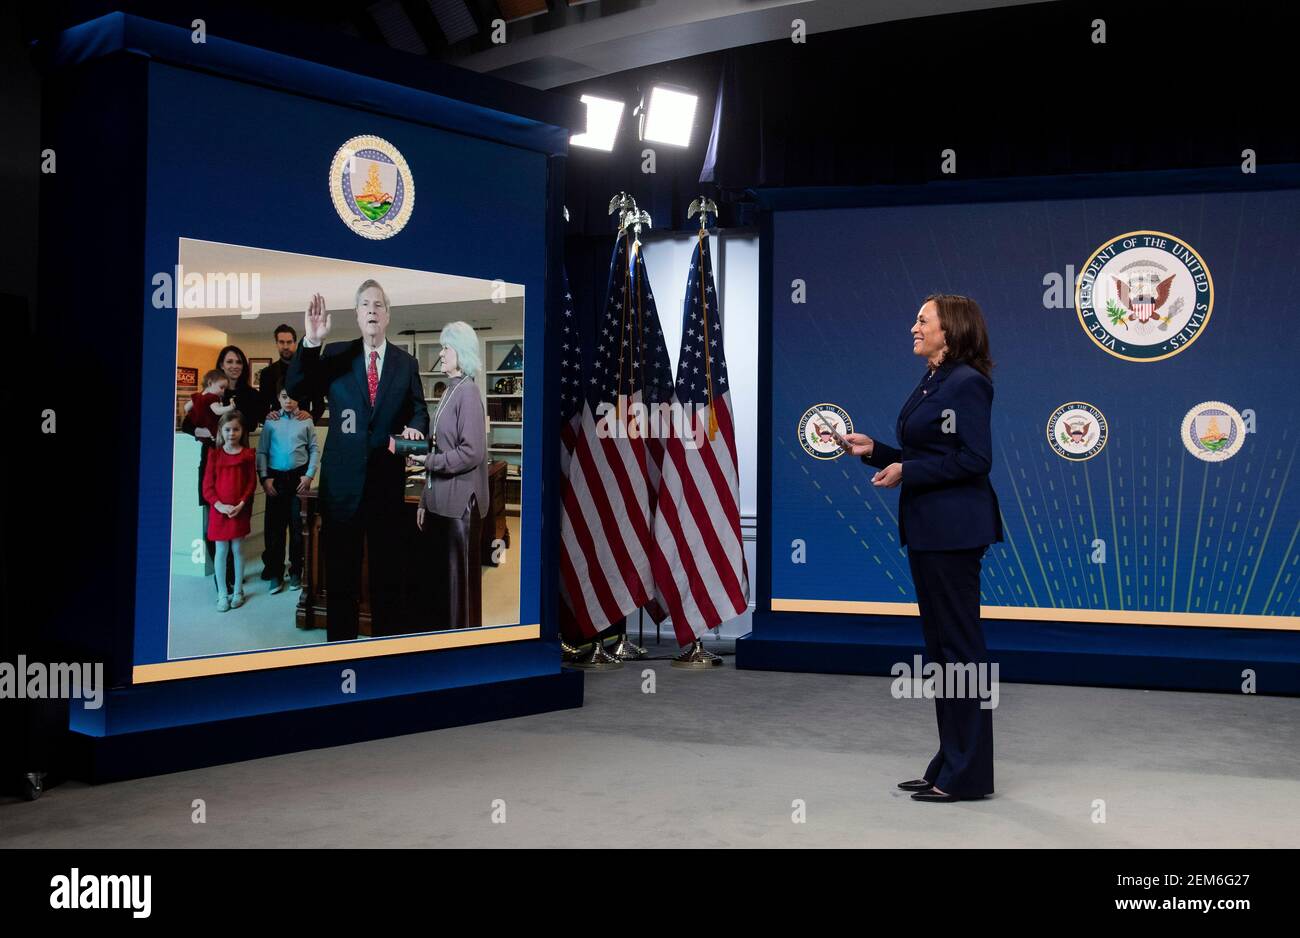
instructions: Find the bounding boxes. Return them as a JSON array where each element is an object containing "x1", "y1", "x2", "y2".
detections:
[
  {"x1": 134, "y1": 61, "x2": 548, "y2": 667},
  {"x1": 37, "y1": 12, "x2": 583, "y2": 775},
  {"x1": 743, "y1": 170, "x2": 1300, "y2": 694}
]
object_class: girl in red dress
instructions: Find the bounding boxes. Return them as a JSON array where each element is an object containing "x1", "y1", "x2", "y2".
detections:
[{"x1": 202, "y1": 410, "x2": 257, "y2": 611}]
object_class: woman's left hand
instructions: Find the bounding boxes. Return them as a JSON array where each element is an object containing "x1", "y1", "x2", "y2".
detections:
[
  {"x1": 400, "y1": 426, "x2": 425, "y2": 441},
  {"x1": 416, "y1": 506, "x2": 425, "y2": 531},
  {"x1": 872, "y1": 462, "x2": 902, "y2": 488}
]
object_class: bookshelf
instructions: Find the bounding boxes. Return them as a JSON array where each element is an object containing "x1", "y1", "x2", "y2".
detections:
[{"x1": 483, "y1": 334, "x2": 524, "y2": 512}]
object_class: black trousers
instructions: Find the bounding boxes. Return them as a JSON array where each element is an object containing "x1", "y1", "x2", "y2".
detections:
[
  {"x1": 323, "y1": 473, "x2": 402, "y2": 643},
  {"x1": 907, "y1": 545, "x2": 995, "y2": 797},
  {"x1": 261, "y1": 465, "x2": 307, "y2": 580},
  {"x1": 424, "y1": 495, "x2": 483, "y2": 630}
]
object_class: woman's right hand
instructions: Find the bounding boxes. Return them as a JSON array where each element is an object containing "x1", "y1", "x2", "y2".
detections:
[
  {"x1": 416, "y1": 506, "x2": 425, "y2": 531},
  {"x1": 194, "y1": 427, "x2": 212, "y2": 440},
  {"x1": 304, "y1": 292, "x2": 331, "y2": 344},
  {"x1": 842, "y1": 432, "x2": 875, "y2": 458}
]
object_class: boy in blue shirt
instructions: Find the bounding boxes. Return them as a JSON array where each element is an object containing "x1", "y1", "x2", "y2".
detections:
[{"x1": 257, "y1": 389, "x2": 319, "y2": 593}]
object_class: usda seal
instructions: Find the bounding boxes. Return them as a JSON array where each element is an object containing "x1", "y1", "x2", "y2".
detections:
[
  {"x1": 1075, "y1": 230, "x2": 1212, "y2": 362},
  {"x1": 1181, "y1": 401, "x2": 1245, "y2": 462},
  {"x1": 329, "y1": 135, "x2": 414, "y2": 240},
  {"x1": 1047, "y1": 402, "x2": 1108, "y2": 461},
  {"x1": 798, "y1": 404, "x2": 853, "y2": 460}
]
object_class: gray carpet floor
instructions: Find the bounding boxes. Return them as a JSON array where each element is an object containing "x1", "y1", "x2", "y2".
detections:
[{"x1": 2, "y1": 642, "x2": 1297, "y2": 848}]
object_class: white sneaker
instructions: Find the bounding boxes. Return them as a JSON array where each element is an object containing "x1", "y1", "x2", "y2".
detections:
[
  {"x1": 216, "y1": 594, "x2": 230, "y2": 612},
  {"x1": 231, "y1": 591, "x2": 245, "y2": 609}
]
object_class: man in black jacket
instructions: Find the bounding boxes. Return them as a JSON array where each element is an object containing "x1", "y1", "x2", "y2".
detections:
[
  {"x1": 258, "y1": 323, "x2": 325, "y2": 423},
  {"x1": 286, "y1": 281, "x2": 428, "y2": 641}
]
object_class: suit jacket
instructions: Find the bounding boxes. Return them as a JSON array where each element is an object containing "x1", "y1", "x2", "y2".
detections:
[
  {"x1": 864, "y1": 359, "x2": 1003, "y2": 551},
  {"x1": 420, "y1": 375, "x2": 488, "y2": 519},
  {"x1": 286, "y1": 338, "x2": 429, "y2": 521},
  {"x1": 259, "y1": 358, "x2": 325, "y2": 422}
]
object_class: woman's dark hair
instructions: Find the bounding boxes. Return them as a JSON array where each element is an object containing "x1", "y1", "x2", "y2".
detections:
[
  {"x1": 214, "y1": 345, "x2": 253, "y2": 392},
  {"x1": 924, "y1": 293, "x2": 994, "y2": 380}
]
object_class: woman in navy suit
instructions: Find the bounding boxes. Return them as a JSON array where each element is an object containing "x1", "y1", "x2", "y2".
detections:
[{"x1": 844, "y1": 294, "x2": 1003, "y2": 803}]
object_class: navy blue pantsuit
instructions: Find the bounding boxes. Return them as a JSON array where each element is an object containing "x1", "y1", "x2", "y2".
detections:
[{"x1": 866, "y1": 359, "x2": 1002, "y2": 797}]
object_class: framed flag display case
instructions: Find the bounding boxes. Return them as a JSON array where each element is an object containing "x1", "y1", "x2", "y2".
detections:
[{"x1": 35, "y1": 10, "x2": 584, "y2": 780}]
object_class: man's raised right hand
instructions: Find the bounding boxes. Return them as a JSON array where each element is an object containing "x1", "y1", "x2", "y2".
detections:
[{"x1": 305, "y1": 293, "x2": 331, "y2": 344}]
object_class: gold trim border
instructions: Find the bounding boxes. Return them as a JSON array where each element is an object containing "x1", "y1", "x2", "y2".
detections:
[
  {"x1": 770, "y1": 599, "x2": 1299, "y2": 631},
  {"x1": 133, "y1": 624, "x2": 541, "y2": 683}
]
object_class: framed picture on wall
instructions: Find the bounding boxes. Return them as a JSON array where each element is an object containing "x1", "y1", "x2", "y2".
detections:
[{"x1": 248, "y1": 358, "x2": 272, "y2": 387}]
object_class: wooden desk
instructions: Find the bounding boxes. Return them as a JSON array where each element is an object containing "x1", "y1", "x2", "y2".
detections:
[{"x1": 296, "y1": 461, "x2": 508, "y2": 635}]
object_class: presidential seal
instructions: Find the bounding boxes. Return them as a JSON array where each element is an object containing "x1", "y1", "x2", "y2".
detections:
[
  {"x1": 1047, "y1": 401, "x2": 1108, "y2": 461},
  {"x1": 329, "y1": 135, "x2": 414, "y2": 240},
  {"x1": 1181, "y1": 401, "x2": 1245, "y2": 462},
  {"x1": 1075, "y1": 230, "x2": 1212, "y2": 362},
  {"x1": 798, "y1": 403, "x2": 853, "y2": 460}
]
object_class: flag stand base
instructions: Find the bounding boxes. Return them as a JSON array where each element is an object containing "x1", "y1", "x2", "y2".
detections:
[
  {"x1": 609, "y1": 633, "x2": 646, "y2": 660},
  {"x1": 569, "y1": 640, "x2": 624, "y2": 670},
  {"x1": 672, "y1": 639, "x2": 724, "y2": 669},
  {"x1": 560, "y1": 640, "x2": 581, "y2": 663}
]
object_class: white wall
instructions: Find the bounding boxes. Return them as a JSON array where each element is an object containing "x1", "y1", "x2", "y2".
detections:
[{"x1": 630, "y1": 230, "x2": 759, "y2": 642}]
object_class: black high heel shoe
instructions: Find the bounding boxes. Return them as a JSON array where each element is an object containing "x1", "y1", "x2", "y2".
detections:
[
  {"x1": 896, "y1": 778, "x2": 933, "y2": 791},
  {"x1": 911, "y1": 788, "x2": 986, "y2": 803}
]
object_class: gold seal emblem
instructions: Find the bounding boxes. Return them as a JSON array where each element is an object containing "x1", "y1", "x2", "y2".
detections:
[{"x1": 329, "y1": 135, "x2": 414, "y2": 240}]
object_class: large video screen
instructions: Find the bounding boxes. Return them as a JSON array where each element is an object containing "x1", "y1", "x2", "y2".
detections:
[
  {"x1": 769, "y1": 185, "x2": 1300, "y2": 630},
  {"x1": 161, "y1": 239, "x2": 527, "y2": 665}
]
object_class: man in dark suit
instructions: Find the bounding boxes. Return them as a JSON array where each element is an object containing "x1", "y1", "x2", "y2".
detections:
[
  {"x1": 286, "y1": 280, "x2": 428, "y2": 641},
  {"x1": 258, "y1": 323, "x2": 325, "y2": 423}
]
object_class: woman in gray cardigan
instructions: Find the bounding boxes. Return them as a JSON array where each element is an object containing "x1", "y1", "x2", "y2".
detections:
[{"x1": 416, "y1": 321, "x2": 489, "y2": 629}]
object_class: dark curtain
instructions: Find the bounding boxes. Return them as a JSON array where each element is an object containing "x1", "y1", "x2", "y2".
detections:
[{"x1": 564, "y1": 0, "x2": 1297, "y2": 227}]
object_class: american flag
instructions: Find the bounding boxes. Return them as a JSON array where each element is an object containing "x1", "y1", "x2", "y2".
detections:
[
  {"x1": 650, "y1": 231, "x2": 749, "y2": 645},
  {"x1": 559, "y1": 235, "x2": 675, "y2": 639}
]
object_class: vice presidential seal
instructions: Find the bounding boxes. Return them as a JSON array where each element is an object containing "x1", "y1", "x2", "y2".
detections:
[
  {"x1": 330, "y1": 135, "x2": 414, "y2": 240},
  {"x1": 1047, "y1": 402, "x2": 1108, "y2": 461},
  {"x1": 798, "y1": 404, "x2": 853, "y2": 460},
  {"x1": 1075, "y1": 230, "x2": 1212, "y2": 362},
  {"x1": 1181, "y1": 401, "x2": 1245, "y2": 462}
]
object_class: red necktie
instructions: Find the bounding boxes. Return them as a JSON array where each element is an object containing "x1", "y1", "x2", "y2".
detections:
[{"x1": 367, "y1": 350, "x2": 379, "y2": 406}]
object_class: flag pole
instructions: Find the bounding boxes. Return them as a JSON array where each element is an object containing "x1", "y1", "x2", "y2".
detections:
[{"x1": 674, "y1": 195, "x2": 727, "y2": 670}]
